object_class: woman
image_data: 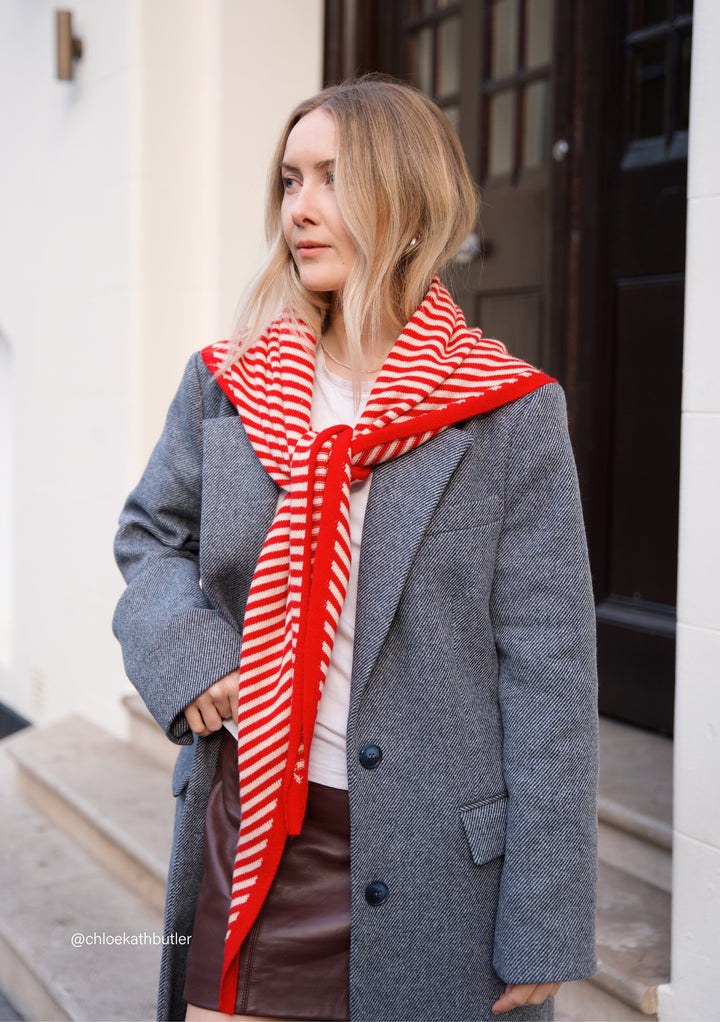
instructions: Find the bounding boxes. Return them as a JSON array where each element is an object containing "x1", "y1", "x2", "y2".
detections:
[{"x1": 114, "y1": 77, "x2": 598, "y2": 1022}]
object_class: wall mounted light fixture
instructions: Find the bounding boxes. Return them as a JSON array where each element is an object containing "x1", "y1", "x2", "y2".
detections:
[{"x1": 56, "y1": 9, "x2": 83, "y2": 81}]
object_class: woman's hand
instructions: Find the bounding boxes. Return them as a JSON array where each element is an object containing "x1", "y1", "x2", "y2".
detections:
[
  {"x1": 492, "y1": 982, "x2": 562, "y2": 1014},
  {"x1": 183, "y1": 670, "x2": 240, "y2": 736}
]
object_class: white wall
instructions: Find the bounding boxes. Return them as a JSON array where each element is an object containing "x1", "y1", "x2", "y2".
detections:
[
  {"x1": 0, "y1": 0, "x2": 322, "y2": 735},
  {"x1": 130, "y1": 0, "x2": 324, "y2": 472},
  {"x1": 0, "y1": 331, "x2": 13, "y2": 671},
  {"x1": 658, "y1": 1, "x2": 720, "y2": 1018},
  {"x1": 0, "y1": 0, "x2": 136, "y2": 731}
]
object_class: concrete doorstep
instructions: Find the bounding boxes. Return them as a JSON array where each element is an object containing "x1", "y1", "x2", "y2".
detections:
[
  {"x1": 0, "y1": 721, "x2": 172, "y2": 1021},
  {"x1": 556, "y1": 718, "x2": 672, "y2": 1021},
  {"x1": 6, "y1": 716, "x2": 173, "y2": 915},
  {"x1": 122, "y1": 695, "x2": 179, "y2": 773},
  {"x1": 556, "y1": 862, "x2": 671, "y2": 1021},
  {"x1": 596, "y1": 718, "x2": 673, "y2": 894},
  {"x1": 0, "y1": 709, "x2": 671, "y2": 1022}
]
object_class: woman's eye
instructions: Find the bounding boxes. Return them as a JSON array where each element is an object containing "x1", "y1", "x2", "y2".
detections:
[
  {"x1": 282, "y1": 177, "x2": 299, "y2": 191},
  {"x1": 326, "y1": 171, "x2": 335, "y2": 186}
]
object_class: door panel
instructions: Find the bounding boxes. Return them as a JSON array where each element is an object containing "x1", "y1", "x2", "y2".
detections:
[
  {"x1": 478, "y1": 292, "x2": 542, "y2": 367},
  {"x1": 469, "y1": 183, "x2": 546, "y2": 294},
  {"x1": 608, "y1": 278, "x2": 684, "y2": 607}
]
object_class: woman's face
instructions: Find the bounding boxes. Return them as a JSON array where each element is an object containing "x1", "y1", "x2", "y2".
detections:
[{"x1": 281, "y1": 107, "x2": 356, "y2": 295}]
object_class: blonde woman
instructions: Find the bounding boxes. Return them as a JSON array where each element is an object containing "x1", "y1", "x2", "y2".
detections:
[{"x1": 114, "y1": 77, "x2": 598, "y2": 1022}]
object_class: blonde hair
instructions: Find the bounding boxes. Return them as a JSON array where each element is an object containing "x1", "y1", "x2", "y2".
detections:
[{"x1": 228, "y1": 76, "x2": 479, "y2": 375}]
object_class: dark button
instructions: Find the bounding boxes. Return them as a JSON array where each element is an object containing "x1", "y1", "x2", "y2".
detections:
[
  {"x1": 365, "y1": 881, "x2": 389, "y2": 906},
  {"x1": 359, "y1": 743, "x2": 383, "y2": 770}
]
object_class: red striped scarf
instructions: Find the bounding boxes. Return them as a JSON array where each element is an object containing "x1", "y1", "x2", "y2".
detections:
[{"x1": 201, "y1": 278, "x2": 552, "y2": 1012}]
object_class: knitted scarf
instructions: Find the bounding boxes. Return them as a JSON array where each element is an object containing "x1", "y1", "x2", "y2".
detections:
[{"x1": 201, "y1": 278, "x2": 553, "y2": 1012}]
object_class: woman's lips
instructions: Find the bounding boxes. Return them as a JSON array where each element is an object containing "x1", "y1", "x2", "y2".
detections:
[{"x1": 296, "y1": 242, "x2": 328, "y2": 257}]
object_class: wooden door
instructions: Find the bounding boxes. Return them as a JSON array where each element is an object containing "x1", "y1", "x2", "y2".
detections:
[
  {"x1": 333, "y1": 0, "x2": 569, "y2": 377},
  {"x1": 323, "y1": 0, "x2": 692, "y2": 735}
]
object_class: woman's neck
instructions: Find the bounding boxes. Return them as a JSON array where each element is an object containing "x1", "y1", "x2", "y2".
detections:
[{"x1": 321, "y1": 305, "x2": 399, "y2": 380}]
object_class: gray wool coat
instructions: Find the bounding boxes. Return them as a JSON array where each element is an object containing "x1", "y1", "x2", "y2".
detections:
[{"x1": 113, "y1": 353, "x2": 598, "y2": 1022}]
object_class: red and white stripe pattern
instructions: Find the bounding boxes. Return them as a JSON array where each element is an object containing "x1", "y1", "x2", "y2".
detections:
[{"x1": 201, "y1": 278, "x2": 552, "y2": 1012}]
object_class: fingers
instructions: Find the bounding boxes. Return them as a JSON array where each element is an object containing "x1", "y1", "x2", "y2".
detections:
[
  {"x1": 492, "y1": 982, "x2": 561, "y2": 1014},
  {"x1": 185, "y1": 693, "x2": 224, "y2": 735},
  {"x1": 184, "y1": 702, "x2": 211, "y2": 737},
  {"x1": 184, "y1": 670, "x2": 241, "y2": 736},
  {"x1": 197, "y1": 694, "x2": 225, "y2": 732},
  {"x1": 492, "y1": 984, "x2": 524, "y2": 1014},
  {"x1": 207, "y1": 673, "x2": 237, "y2": 723}
]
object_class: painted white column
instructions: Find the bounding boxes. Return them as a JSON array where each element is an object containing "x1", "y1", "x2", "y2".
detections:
[
  {"x1": 657, "y1": 2, "x2": 720, "y2": 1018},
  {"x1": 127, "y1": 0, "x2": 324, "y2": 476}
]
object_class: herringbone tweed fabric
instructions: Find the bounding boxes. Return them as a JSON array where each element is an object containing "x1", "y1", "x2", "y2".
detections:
[{"x1": 114, "y1": 354, "x2": 598, "y2": 1022}]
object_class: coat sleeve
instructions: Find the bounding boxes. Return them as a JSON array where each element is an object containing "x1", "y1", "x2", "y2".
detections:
[
  {"x1": 113, "y1": 354, "x2": 244, "y2": 744},
  {"x1": 489, "y1": 381, "x2": 598, "y2": 983}
]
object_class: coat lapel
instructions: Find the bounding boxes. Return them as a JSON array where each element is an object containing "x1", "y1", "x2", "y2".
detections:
[
  {"x1": 201, "y1": 417, "x2": 279, "y2": 626},
  {"x1": 350, "y1": 426, "x2": 473, "y2": 711},
  {"x1": 202, "y1": 415, "x2": 278, "y2": 537}
]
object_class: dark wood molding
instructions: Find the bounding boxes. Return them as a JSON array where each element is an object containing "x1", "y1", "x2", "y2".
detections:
[{"x1": 324, "y1": 0, "x2": 400, "y2": 85}]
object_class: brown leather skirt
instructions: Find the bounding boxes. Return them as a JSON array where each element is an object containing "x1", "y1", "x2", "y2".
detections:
[{"x1": 183, "y1": 728, "x2": 350, "y2": 1020}]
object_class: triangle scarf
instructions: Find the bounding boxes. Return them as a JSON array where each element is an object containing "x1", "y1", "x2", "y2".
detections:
[{"x1": 200, "y1": 278, "x2": 554, "y2": 1013}]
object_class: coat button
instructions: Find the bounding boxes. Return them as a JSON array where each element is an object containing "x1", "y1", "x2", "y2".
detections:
[
  {"x1": 359, "y1": 743, "x2": 383, "y2": 769},
  {"x1": 365, "y1": 881, "x2": 389, "y2": 906}
]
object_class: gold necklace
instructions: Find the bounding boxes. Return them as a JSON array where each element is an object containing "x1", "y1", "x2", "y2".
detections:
[{"x1": 319, "y1": 337, "x2": 383, "y2": 374}]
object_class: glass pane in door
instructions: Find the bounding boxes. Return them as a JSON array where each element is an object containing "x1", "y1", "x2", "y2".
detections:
[
  {"x1": 408, "y1": 26, "x2": 433, "y2": 93},
  {"x1": 443, "y1": 105, "x2": 460, "y2": 134},
  {"x1": 438, "y1": 16, "x2": 461, "y2": 95},
  {"x1": 523, "y1": 80, "x2": 549, "y2": 166},
  {"x1": 526, "y1": 0, "x2": 554, "y2": 69},
  {"x1": 631, "y1": 41, "x2": 666, "y2": 139},
  {"x1": 492, "y1": 0, "x2": 519, "y2": 78},
  {"x1": 488, "y1": 91, "x2": 515, "y2": 175}
]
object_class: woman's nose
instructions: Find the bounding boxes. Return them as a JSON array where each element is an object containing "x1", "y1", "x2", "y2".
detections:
[{"x1": 291, "y1": 184, "x2": 320, "y2": 225}]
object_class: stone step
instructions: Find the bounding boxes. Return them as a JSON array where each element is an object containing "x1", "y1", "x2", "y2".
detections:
[
  {"x1": 0, "y1": 737, "x2": 164, "y2": 1021},
  {"x1": 2, "y1": 712, "x2": 670, "y2": 1021},
  {"x1": 556, "y1": 860, "x2": 671, "y2": 1021},
  {"x1": 122, "y1": 693, "x2": 179, "y2": 772},
  {"x1": 597, "y1": 717, "x2": 673, "y2": 893},
  {"x1": 556, "y1": 979, "x2": 649, "y2": 1022},
  {"x1": 6, "y1": 715, "x2": 174, "y2": 915}
]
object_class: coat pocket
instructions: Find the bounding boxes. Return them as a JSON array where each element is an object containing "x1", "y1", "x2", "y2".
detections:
[
  {"x1": 460, "y1": 794, "x2": 508, "y2": 866},
  {"x1": 425, "y1": 495, "x2": 502, "y2": 536}
]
